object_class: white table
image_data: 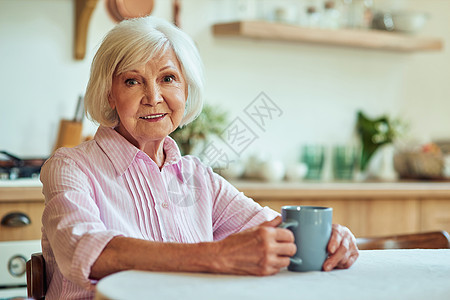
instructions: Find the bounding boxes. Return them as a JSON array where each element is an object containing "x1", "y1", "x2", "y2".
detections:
[{"x1": 95, "y1": 249, "x2": 450, "y2": 300}]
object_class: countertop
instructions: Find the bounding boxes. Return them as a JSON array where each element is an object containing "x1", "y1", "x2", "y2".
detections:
[
  {"x1": 0, "y1": 178, "x2": 43, "y2": 202},
  {"x1": 0, "y1": 178, "x2": 42, "y2": 188},
  {"x1": 1, "y1": 178, "x2": 450, "y2": 202},
  {"x1": 230, "y1": 179, "x2": 450, "y2": 199}
]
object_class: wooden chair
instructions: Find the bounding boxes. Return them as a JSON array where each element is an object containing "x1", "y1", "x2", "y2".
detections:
[
  {"x1": 26, "y1": 252, "x2": 47, "y2": 300},
  {"x1": 357, "y1": 230, "x2": 450, "y2": 250}
]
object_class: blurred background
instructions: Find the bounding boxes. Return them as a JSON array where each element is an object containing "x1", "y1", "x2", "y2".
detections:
[
  {"x1": 1, "y1": 0, "x2": 449, "y2": 182},
  {"x1": 1, "y1": 3, "x2": 450, "y2": 296}
]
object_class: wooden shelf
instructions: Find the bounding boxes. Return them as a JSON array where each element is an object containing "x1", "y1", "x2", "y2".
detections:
[
  {"x1": 212, "y1": 21, "x2": 443, "y2": 52},
  {"x1": 74, "y1": 0, "x2": 99, "y2": 60}
]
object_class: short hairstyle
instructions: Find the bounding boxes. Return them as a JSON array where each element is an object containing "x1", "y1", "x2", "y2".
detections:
[{"x1": 84, "y1": 16, "x2": 204, "y2": 128}]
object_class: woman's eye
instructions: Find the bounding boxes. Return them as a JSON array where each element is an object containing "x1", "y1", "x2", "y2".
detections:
[
  {"x1": 125, "y1": 79, "x2": 139, "y2": 86},
  {"x1": 163, "y1": 75, "x2": 175, "y2": 83}
]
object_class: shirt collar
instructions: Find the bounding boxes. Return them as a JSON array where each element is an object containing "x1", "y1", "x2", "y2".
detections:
[
  {"x1": 94, "y1": 126, "x2": 183, "y2": 176},
  {"x1": 162, "y1": 136, "x2": 182, "y2": 166}
]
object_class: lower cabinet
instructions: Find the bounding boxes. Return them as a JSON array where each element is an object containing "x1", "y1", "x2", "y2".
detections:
[
  {"x1": 0, "y1": 202, "x2": 44, "y2": 241},
  {"x1": 235, "y1": 181, "x2": 450, "y2": 238},
  {"x1": 420, "y1": 199, "x2": 450, "y2": 233},
  {"x1": 254, "y1": 197, "x2": 423, "y2": 237},
  {"x1": 2, "y1": 184, "x2": 449, "y2": 240}
]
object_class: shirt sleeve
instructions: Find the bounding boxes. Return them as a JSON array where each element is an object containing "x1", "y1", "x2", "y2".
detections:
[
  {"x1": 200, "y1": 162, "x2": 279, "y2": 241},
  {"x1": 41, "y1": 152, "x2": 123, "y2": 290}
]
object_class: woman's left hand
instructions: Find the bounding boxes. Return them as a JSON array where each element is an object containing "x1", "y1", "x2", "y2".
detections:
[{"x1": 323, "y1": 224, "x2": 359, "y2": 271}]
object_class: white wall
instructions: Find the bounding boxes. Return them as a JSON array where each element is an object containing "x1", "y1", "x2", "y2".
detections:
[{"x1": 1, "y1": 0, "x2": 449, "y2": 167}]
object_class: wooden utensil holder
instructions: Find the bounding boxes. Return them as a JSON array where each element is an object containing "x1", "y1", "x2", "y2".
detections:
[{"x1": 54, "y1": 119, "x2": 83, "y2": 151}]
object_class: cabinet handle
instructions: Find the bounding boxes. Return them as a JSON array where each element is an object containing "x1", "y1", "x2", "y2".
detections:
[{"x1": 1, "y1": 212, "x2": 31, "y2": 227}]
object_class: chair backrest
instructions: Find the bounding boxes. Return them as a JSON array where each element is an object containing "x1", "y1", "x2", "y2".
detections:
[
  {"x1": 26, "y1": 252, "x2": 47, "y2": 300},
  {"x1": 357, "y1": 230, "x2": 450, "y2": 250}
]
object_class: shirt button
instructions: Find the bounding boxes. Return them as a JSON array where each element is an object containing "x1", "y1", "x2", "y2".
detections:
[{"x1": 162, "y1": 202, "x2": 169, "y2": 208}]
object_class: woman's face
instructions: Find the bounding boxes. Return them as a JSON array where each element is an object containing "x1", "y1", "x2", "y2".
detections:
[{"x1": 109, "y1": 49, "x2": 187, "y2": 149}]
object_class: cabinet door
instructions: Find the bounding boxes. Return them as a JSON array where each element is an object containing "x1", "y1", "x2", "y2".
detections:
[
  {"x1": 420, "y1": 199, "x2": 450, "y2": 233},
  {"x1": 362, "y1": 198, "x2": 420, "y2": 237},
  {"x1": 0, "y1": 202, "x2": 44, "y2": 241},
  {"x1": 255, "y1": 198, "x2": 363, "y2": 234}
]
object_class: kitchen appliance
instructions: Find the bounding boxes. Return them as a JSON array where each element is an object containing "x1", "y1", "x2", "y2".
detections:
[
  {"x1": 0, "y1": 240, "x2": 41, "y2": 297},
  {"x1": 0, "y1": 151, "x2": 45, "y2": 180},
  {"x1": 0, "y1": 162, "x2": 44, "y2": 297}
]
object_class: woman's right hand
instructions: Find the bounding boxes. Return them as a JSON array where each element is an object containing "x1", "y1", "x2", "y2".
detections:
[
  {"x1": 91, "y1": 216, "x2": 295, "y2": 279},
  {"x1": 212, "y1": 216, "x2": 296, "y2": 276}
]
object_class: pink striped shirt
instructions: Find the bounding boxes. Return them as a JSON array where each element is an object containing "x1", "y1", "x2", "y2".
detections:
[{"x1": 40, "y1": 126, "x2": 277, "y2": 300}]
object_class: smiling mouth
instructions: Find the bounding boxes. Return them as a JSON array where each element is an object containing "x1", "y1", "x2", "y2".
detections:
[{"x1": 140, "y1": 113, "x2": 167, "y2": 120}]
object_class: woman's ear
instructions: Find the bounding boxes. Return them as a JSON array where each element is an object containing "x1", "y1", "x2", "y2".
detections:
[{"x1": 107, "y1": 92, "x2": 116, "y2": 110}]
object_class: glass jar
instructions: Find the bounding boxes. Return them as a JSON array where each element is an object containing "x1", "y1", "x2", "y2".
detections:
[
  {"x1": 340, "y1": 0, "x2": 373, "y2": 29},
  {"x1": 321, "y1": 1, "x2": 341, "y2": 29}
]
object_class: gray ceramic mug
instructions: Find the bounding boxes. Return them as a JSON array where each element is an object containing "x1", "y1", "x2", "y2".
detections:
[{"x1": 279, "y1": 205, "x2": 332, "y2": 272}]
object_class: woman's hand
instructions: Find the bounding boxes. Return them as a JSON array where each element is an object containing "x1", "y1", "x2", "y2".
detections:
[
  {"x1": 214, "y1": 216, "x2": 297, "y2": 276},
  {"x1": 323, "y1": 224, "x2": 359, "y2": 271}
]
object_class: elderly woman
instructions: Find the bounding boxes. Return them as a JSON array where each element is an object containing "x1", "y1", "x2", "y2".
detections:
[{"x1": 40, "y1": 16, "x2": 358, "y2": 299}]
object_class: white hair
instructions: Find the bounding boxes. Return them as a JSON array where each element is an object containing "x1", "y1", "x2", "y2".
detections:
[{"x1": 85, "y1": 16, "x2": 204, "y2": 127}]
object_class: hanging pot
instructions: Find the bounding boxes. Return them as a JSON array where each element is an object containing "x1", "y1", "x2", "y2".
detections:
[{"x1": 105, "y1": 0, "x2": 154, "y2": 23}]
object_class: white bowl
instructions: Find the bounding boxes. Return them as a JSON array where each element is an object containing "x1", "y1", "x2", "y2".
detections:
[
  {"x1": 285, "y1": 163, "x2": 308, "y2": 181},
  {"x1": 217, "y1": 163, "x2": 245, "y2": 180},
  {"x1": 392, "y1": 12, "x2": 429, "y2": 33},
  {"x1": 260, "y1": 160, "x2": 285, "y2": 182}
]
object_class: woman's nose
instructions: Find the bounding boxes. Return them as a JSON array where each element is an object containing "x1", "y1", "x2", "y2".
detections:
[{"x1": 141, "y1": 84, "x2": 163, "y2": 106}]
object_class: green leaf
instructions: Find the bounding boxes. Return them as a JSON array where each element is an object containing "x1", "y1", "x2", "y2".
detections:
[
  {"x1": 356, "y1": 110, "x2": 400, "y2": 171},
  {"x1": 170, "y1": 103, "x2": 229, "y2": 155}
]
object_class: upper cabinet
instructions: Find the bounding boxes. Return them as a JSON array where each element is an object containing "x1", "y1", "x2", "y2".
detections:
[{"x1": 212, "y1": 21, "x2": 443, "y2": 53}]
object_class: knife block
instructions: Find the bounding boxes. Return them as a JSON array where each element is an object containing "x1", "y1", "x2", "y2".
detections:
[{"x1": 53, "y1": 119, "x2": 83, "y2": 151}]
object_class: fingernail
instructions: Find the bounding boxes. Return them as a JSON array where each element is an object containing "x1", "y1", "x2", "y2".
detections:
[
  {"x1": 330, "y1": 245, "x2": 336, "y2": 253},
  {"x1": 324, "y1": 264, "x2": 332, "y2": 271}
]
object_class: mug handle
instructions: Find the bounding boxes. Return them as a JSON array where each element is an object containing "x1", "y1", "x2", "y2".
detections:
[{"x1": 278, "y1": 220, "x2": 302, "y2": 266}]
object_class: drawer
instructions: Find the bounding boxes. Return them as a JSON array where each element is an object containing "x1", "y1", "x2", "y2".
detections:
[{"x1": 0, "y1": 202, "x2": 44, "y2": 241}]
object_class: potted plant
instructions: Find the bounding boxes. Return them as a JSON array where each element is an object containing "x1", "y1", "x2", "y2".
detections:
[
  {"x1": 356, "y1": 110, "x2": 405, "y2": 176},
  {"x1": 170, "y1": 103, "x2": 228, "y2": 155}
]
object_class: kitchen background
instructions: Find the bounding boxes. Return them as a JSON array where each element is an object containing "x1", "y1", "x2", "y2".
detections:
[
  {"x1": 1, "y1": 0, "x2": 449, "y2": 180},
  {"x1": 1, "y1": 1, "x2": 449, "y2": 296}
]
